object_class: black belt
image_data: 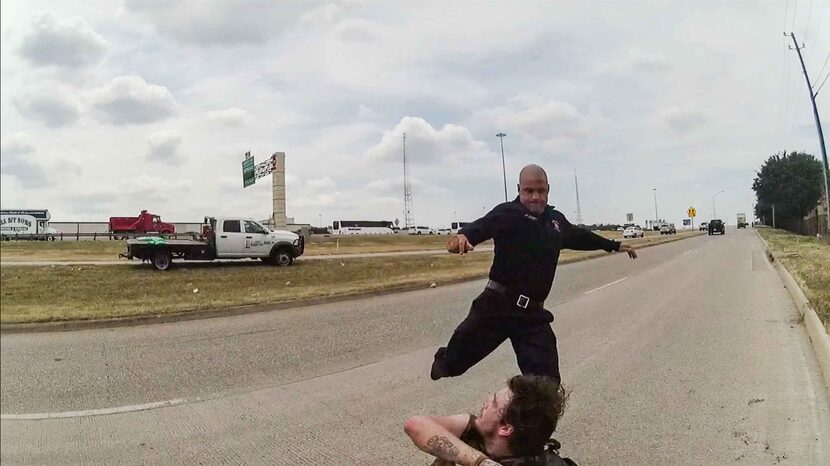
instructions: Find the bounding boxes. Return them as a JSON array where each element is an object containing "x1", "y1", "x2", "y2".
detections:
[{"x1": 485, "y1": 280, "x2": 544, "y2": 309}]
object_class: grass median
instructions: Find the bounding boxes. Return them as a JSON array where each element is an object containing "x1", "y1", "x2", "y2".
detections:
[
  {"x1": 758, "y1": 228, "x2": 830, "y2": 333},
  {"x1": 0, "y1": 230, "x2": 696, "y2": 262},
  {"x1": 0, "y1": 235, "x2": 456, "y2": 261},
  {"x1": 0, "y1": 230, "x2": 702, "y2": 324}
]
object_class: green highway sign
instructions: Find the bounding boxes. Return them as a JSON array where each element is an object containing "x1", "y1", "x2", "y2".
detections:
[{"x1": 242, "y1": 152, "x2": 255, "y2": 187}]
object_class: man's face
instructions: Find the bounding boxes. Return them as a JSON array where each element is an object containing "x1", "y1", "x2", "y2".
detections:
[
  {"x1": 518, "y1": 174, "x2": 549, "y2": 215},
  {"x1": 477, "y1": 387, "x2": 513, "y2": 436}
]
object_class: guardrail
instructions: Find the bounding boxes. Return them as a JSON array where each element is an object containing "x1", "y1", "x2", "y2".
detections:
[{"x1": 1, "y1": 232, "x2": 202, "y2": 242}]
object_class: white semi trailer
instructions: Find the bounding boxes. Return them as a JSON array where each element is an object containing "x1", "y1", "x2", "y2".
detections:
[{"x1": 1, "y1": 209, "x2": 58, "y2": 240}]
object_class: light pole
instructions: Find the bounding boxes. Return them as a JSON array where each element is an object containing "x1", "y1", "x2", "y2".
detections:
[
  {"x1": 318, "y1": 213, "x2": 322, "y2": 228},
  {"x1": 712, "y1": 190, "x2": 724, "y2": 219},
  {"x1": 496, "y1": 132, "x2": 508, "y2": 202},
  {"x1": 652, "y1": 188, "x2": 658, "y2": 222}
]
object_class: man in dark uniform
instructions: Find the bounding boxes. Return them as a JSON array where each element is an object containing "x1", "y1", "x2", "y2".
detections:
[{"x1": 431, "y1": 165, "x2": 637, "y2": 383}]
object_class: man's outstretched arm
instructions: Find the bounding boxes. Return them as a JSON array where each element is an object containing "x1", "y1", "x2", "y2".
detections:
[
  {"x1": 404, "y1": 415, "x2": 499, "y2": 465},
  {"x1": 560, "y1": 216, "x2": 637, "y2": 258}
]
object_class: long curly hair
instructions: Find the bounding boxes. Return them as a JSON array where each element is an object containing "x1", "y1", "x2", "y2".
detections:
[{"x1": 502, "y1": 375, "x2": 569, "y2": 456}]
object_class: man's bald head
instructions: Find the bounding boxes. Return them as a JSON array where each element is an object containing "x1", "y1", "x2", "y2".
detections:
[
  {"x1": 519, "y1": 165, "x2": 548, "y2": 184},
  {"x1": 517, "y1": 164, "x2": 549, "y2": 215}
]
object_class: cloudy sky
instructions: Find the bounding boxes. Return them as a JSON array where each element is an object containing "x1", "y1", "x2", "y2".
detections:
[{"x1": 1, "y1": 1, "x2": 828, "y2": 228}]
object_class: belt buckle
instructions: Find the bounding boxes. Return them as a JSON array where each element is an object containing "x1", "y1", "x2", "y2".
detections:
[{"x1": 516, "y1": 294, "x2": 530, "y2": 309}]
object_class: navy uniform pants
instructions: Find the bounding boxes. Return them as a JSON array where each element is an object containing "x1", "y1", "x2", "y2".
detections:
[{"x1": 431, "y1": 288, "x2": 560, "y2": 383}]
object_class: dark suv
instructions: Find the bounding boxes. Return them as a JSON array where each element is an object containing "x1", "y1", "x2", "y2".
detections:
[{"x1": 708, "y1": 219, "x2": 725, "y2": 235}]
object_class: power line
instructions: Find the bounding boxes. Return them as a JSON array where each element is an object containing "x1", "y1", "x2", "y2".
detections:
[
  {"x1": 816, "y1": 72, "x2": 830, "y2": 97},
  {"x1": 792, "y1": 0, "x2": 798, "y2": 30},
  {"x1": 816, "y1": 0, "x2": 827, "y2": 39},
  {"x1": 808, "y1": 0, "x2": 827, "y2": 66},
  {"x1": 816, "y1": 53, "x2": 830, "y2": 85}
]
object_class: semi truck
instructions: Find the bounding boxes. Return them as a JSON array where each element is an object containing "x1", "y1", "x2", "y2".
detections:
[
  {"x1": 109, "y1": 210, "x2": 175, "y2": 238},
  {"x1": 736, "y1": 213, "x2": 747, "y2": 228},
  {"x1": 1, "y1": 209, "x2": 58, "y2": 240},
  {"x1": 121, "y1": 216, "x2": 304, "y2": 270}
]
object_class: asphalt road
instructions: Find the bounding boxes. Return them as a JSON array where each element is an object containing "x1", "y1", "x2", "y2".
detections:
[{"x1": 2, "y1": 228, "x2": 828, "y2": 464}]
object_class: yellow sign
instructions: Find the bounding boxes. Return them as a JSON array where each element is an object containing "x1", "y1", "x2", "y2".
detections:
[{"x1": 688, "y1": 207, "x2": 697, "y2": 218}]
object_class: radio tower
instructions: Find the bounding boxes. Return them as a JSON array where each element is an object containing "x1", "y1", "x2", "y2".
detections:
[
  {"x1": 574, "y1": 169, "x2": 583, "y2": 225},
  {"x1": 403, "y1": 132, "x2": 414, "y2": 228}
]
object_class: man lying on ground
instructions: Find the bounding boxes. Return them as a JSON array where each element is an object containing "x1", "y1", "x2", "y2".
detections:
[{"x1": 404, "y1": 375, "x2": 575, "y2": 465}]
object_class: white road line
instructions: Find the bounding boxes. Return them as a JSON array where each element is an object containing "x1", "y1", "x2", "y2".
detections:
[
  {"x1": 584, "y1": 276, "x2": 629, "y2": 295},
  {"x1": 1, "y1": 398, "x2": 192, "y2": 421},
  {"x1": 682, "y1": 249, "x2": 694, "y2": 255}
]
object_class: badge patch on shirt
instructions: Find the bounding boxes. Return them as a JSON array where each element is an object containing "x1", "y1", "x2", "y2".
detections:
[
  {"x1": 524, "y1": 214, "x2": 538, "y2": 221},
  {"x1": 551, "y1": 220, "x2": 561, "y2": 232}
]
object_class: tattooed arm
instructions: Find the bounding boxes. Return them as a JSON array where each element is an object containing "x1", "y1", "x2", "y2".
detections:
[{"x1": 404, "y1": 415, "x2": 499, "y2": 465}]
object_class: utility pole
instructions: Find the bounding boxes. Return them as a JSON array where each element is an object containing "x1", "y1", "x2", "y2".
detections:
[
  {"x1": 712, "y1": 190, "x2": 724, "y2": 219},
  {"x1": 496, "y1": 132, "x2": 508, "y2": 202},
  {"x1": 788, "y1": 32, "x2": 830, "y2": 233},
  {"x1": 402, "y1": 132, "x2": 414, "y2": 229},
  {"x1": 773, "y1": 204, "x2": 776, "y2": 229},
  {"x1": 652, "y1": 188, "x2": 658, "y2": 222},
  {"x1": 574, "y1": 169, "x2": 583, "y2": 225}
]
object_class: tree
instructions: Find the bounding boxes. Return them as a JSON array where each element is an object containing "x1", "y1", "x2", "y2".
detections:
[{"x1": 752, "y1": 151, "x2": 824, "y2": 224}]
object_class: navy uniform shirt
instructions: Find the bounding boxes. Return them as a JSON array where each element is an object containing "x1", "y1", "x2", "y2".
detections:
[{"x1": 460, "y1": 197, "x2": 620, "y2": 302}]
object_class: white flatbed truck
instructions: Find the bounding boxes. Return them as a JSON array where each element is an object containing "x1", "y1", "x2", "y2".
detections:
[{"x1": 122, "y1": 217, "x2": 304, "y2": 270}]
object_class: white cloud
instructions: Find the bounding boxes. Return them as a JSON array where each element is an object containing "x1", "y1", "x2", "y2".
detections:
[
  {"x1": 472, "y1": 97, "x2": 591, "y2": 154},
  {"x1": 89, "y1": 76, "x2": 177, "y2": 125},
  {"x1": 146, "y1": 130, "x2": 184, "y2": 165},
  {"x1": 125, "y1": 0, "x2": 320, "y2": 46},
  {"x1": 0, "y1": 133, "x2": 35, "y2": 156},
  {"x1": 292, "y1": 192, "x2": 341, "y2": 209},
  {"x1": 662, "y1": 108, "x2": 708, "y2": 132},
  {"x1": 306, "y1": 176, "x2": 335, "y2": 190},
  {"x1": 595, "y1": 48, "x2": 673, "y2": 75},
  {"x1": 367, "y1": 117, "x2": 492, "y2": 166},
  {"x1": 13, "y1": 84, "x2": 81, "y2": 128},
  {"x1": 205, "y1": 107, "x2": 247, "y2": 126},
  {"x1": 0, "y1": 132, "x2": 47, "y2": 188},
  {"x1": 18, "y1": 12, "x2": 108, "y2": 68}
]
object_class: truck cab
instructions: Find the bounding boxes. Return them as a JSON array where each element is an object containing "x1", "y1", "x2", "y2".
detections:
[{"x1": 209, "y1": 217, "x2": 302, "y2": 264}]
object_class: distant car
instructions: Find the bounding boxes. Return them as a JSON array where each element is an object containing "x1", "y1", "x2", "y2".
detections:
[
  {"x1": 408, "y1": 226, "x2": 434, "y2": 235},
  {"x1": 616, "y1": 227, "x2": 625, "y2": 231},
  {"x1": 436, "y1": 228, "x2": 452, "y2": 235},
  {"x1": 623, "y1": 226, "x2": 644, "y2": 238},
  {"x1": 699, "y1": 222, "x2": 709, "y2": 231},
  {"x1": 660, "y1": 224, "x2": 676, "y2": 235},
  {"x1": 708, "y1": 219, "x2": 725, "y2": 235}
]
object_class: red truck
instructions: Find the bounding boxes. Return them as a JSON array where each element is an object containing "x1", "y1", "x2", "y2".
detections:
[{"x1": 109, "y1": 210, "x2": 175, "y2": 238}]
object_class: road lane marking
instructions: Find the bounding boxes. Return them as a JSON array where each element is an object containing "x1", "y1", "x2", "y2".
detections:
[
  {"x1": 1, "y1": 398, "x2": 193, "y2": 421},
  {"x1": 584, "y1": 276, "x2": 629, "y2": 295},
  {"x1": 682, "y1": 249, "x2": 693, "y2": 255}
]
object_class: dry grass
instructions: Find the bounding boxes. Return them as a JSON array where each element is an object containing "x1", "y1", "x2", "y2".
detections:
[
  {"x1": 0, "y1": 254, "x2": 494, "y2": 323},
  {"x1": 758, "y1": 228, "x2": 830, "y2": 332},
  {"x1": 0, "y1": 240, "x2": 126, "y2": 261},
  {"x1": 0, "y1": 230, "x2": 702, "y2": 324}
]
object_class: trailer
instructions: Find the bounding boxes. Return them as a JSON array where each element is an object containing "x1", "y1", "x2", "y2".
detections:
[
  {"x1": 121, "y1": 216, "x2": 304, "y2": 270},
  {"x1": 1, "y1": 209, "x2": 58, "y2": 240},
  {"x1": 736, "y1": 213, "x2": 747, "y2": 228},
  {"x1": 109, "y1": 210, "x2": 175, "y2": 238}
]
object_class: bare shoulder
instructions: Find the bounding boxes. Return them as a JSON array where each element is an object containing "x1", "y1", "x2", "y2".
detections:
[{"x1": 428, "y1": 413, "x2": 472, "y2": 437}]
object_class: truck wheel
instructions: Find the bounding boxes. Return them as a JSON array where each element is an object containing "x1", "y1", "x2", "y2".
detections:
[
  {"x1": 272, "y1": 248, "x2": 293, "y2": 267},
  {"x1": 152, "y1": 251, "x2": 172, "y2": 271}
]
